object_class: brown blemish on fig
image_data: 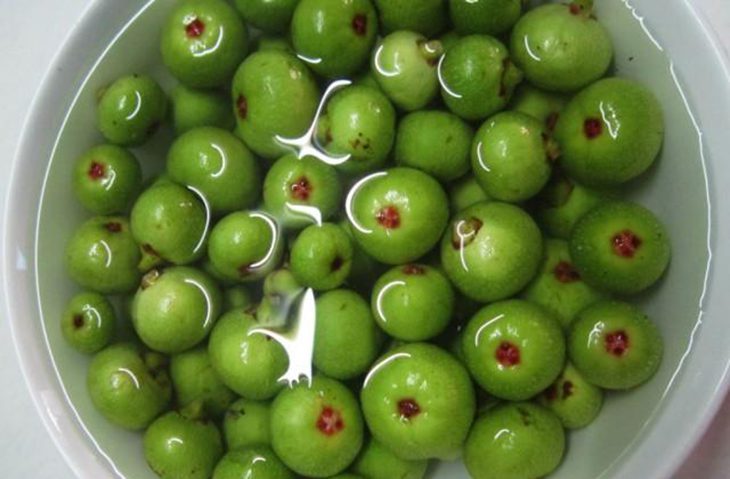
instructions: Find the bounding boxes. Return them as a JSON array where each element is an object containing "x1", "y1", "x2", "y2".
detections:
[
  {"x1": 546, "y1": 112, "x2": 559, "y2": 132},
  {"x1": 496, "y1": 341, "x2": 520, "y2": 367},
  {"x1": 238, "y1": 264, "x2": 254, "y2": 277},
  {"x1": 569, "y1": 3, "x2": 582, "y2": 15},
  {"x1": 451, "y1": 217, "x2": 483, "y2": 249},
  {"x1": 612, "y1": 230, "x2": 642, "y2": 258},
  {"x1": 376, "y1": 206, "x2": 400, "y2": 229},
  {"x1": 583, "y1": 118, "x2": 602, "y2": 139},
  {"x1": 236, "y1": 94, "x2": 248, "y2": 120},
  {"x1": 141, "y1": 269, "x2": 160, "y2": 290},
  {"x1": 398, "y1": 398, "x2": 421, "y2": 420},
  {"x1": 605, "y1": 330, "x2": 629, "y2": 356},
  {"x1": 542, "y1": 133, "x2": 561, "y2": 162},
  {"x1": 402, "y1": 264, "x2": 425, "y2": 275},
  {"x1": 498, "y1": 58, "x2": 511, "y2": 97},
  {"x1": 416, "y1": 39, "x2": 440, "y2": 66},
  {"x1": 104, "y1": 222, "x2": 122, "y2": 233},
  {"x1": 142, "y1": 243, "x2": 159, "y2": 257},
  {"x1": 316, "y1": 406, "x2": 344, "y2": 436},
  {"x1": 73, "y1": 314, "x2": 84, "y2": 329},
  {"x1": 517, "y1": 407, "x2": 533, "y2": 426},
  {"x1": 554, "y1": 261, "x2": 581, "y2": 283}
]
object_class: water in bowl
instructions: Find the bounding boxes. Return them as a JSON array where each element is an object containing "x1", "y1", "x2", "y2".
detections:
[{"x1": 35, "y1": 0, "x2": 710, "y2": 477}]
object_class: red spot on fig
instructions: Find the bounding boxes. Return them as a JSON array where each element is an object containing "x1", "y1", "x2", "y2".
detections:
[
  {"x1": 402, "y1": 264, "x2": 425, "y2": 275},
  {"x1": 496, "y1": 341, "x2": 520, "y2": 367},
  {"x1": 605, "y1": 330, "x2": 629, "y2": 357},
  {"x1": 554, "y1": 261, "x2": 581, "y2": 283},
  {"x1": 352, "y1": 14, "x2": 367, "y2": 36},
  {"x1": 612, "y1": 230, "x2": 642, "y2": 258},
  {"x1": 544, "y1": 384, "x2": 558, "y2": 401},
  {"x1": 185, "y1": 18, "x2": 205, "y2": 38},
  {"x1": 236, "y1": 94, "x2": 248, "y2": 120},
  {"x1": 376, "y1": 206, "x2": 400, "y2": 229},
  {"x1": 562, "y1": 380, "x2": 574, "y2": 399},
  {"x1": 104, "y1": 222, "x2": 122, "y2": 233},
  {"x1": 584, "y1": 118, "x2": 602, "y2": 139},
  {"x1": 73, "y1": 314, "x2": 84, "y2": 329},
  {"x1": 398, "y1": 398, "x2": 420, "y2": 420},
  {"x1": 88, "y1": 161, "x2": 105, "y2": 180},
  {"x1": 290, "y1": 177, "x2": 312, "y2": 201},
  {"x1": 569, "y1": 3, "x2": 582, "y2": 15},
  {"x1": 316, "y1": 407, "x2": 344, "y2": 436}
]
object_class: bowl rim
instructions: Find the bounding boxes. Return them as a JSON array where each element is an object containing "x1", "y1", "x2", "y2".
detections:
[
  {"x1": 3, "y1": 1, "x2": 156, "y2": 477},
  {"x1": 4, "y1": 0, "x2": 730, "y2": 478}
]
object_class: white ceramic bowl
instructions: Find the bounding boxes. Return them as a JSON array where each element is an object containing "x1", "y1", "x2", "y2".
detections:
[{"x1": 4, "y1": 0, "x2": 730, "y2": 477}]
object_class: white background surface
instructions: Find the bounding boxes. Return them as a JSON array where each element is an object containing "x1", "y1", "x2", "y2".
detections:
[{"x1": 0, "y1": 1, "x2": 728, "y2": 478}]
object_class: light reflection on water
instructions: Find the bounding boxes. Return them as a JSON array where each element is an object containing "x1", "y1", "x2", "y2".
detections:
[{"x1": 244, "y1": 78, "x2": 363, "y2": 387}]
